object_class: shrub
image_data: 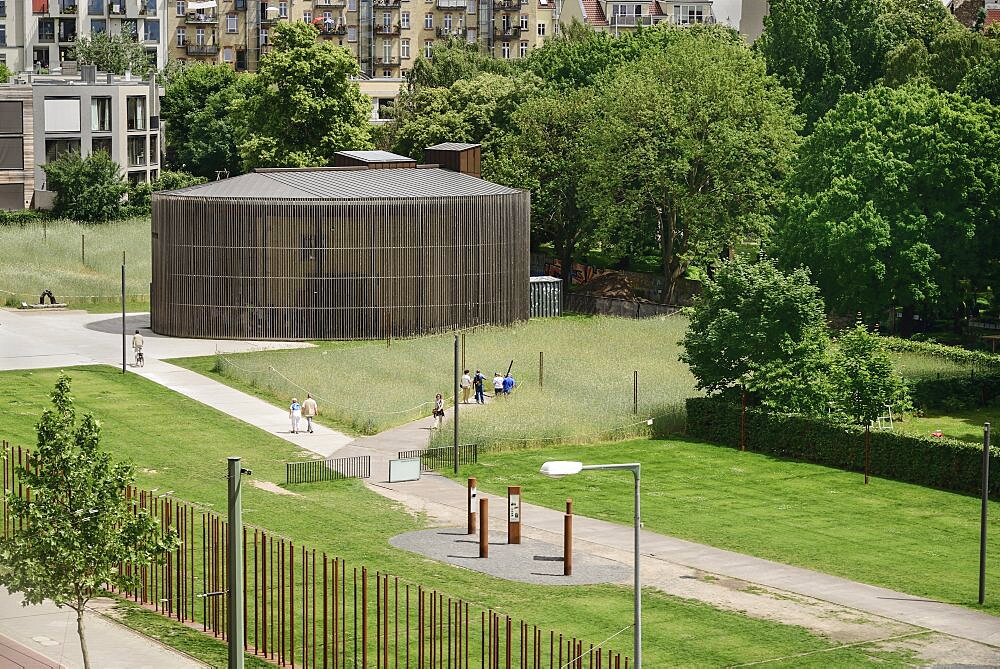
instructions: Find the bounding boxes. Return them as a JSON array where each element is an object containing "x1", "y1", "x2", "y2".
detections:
[
  {"x1": 908, "y1": 372, "x2": 1000, "y2": 411},
  {"x1": 685, "y1": 396, "x2": 999, "y2": 496},
  {"x1": 42, "y1": 151, "x2": 127, "y2": 223},
  {"x1": 0, "y1": 209, "x2": 50, "y2": 227},
  {"x1": 126, "y1": 170, "x2": 207, "y2": 217}
]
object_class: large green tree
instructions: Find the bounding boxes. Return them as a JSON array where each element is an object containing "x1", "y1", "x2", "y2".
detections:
[
  {"x1": 43, "y1": 151, "x2": 128, "y2": 223},
  {"x1": 232, "y1": 21, "x2": 373, "y2": 169},
  {"x1": 757, "y1": 0, "x2": 893, "y2": 127},
  {"x1": 161, "y1": 63, "x2": 244, "y2": 178},
  {"x1": 680, "y1": 258, "x2": 833, "y2": 416},
  {"x1": 0, "y1": 375, "x2": 176, "y2": 669},
  {"x1": 584, "y1": 28, "x2": 801, "y2": 303},
  {"x1": 71, "y1": 32, "x2": 152, "y2": 76},
  {"x1": 772, "y1": 84, "x2": 1000, "y2": 333}
]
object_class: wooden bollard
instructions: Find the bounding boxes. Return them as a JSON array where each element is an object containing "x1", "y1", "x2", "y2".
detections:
[
  {"x1": 507, "y1": 486, "x2": 521, "y2": 544},
  {"x1": 468, "y1": 477, "x2": 478, "y2": 535},
  {"x1": 564, "y1": 498, "x2": 573, "y2": 576},
  {"x1": 479, "y1": 497, "x2": 488, "y2": 558}
]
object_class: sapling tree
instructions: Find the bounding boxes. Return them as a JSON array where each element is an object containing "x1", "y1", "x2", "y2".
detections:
[
  {"x1": 0, "y1": 374, "x2": 177, "y2": 668},
  {"x1": 833, "y1": 323, "x2": 909, "y2": 483}
]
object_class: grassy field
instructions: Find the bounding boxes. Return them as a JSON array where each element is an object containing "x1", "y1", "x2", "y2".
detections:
[
  {"x1": 445, "y1": 438, "x2": 1000, "y2": 617},
  {"x1": 895, "y1": 405, "x2": 996, "y2": 444},
  {"x1": 890, "y1": 351, "x2": 971, "y2": 381},
  {"x1": 175, "y1": 315, "x2": 699, "y2": 441},
  {"x1": 0, "y1": 219, "x2": 150, "y2": 312},
  {"x1": 0, "y1": 366, "x2": 916, "y2": 667}
]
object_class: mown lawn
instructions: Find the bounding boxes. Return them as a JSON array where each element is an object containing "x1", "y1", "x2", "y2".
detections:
[
  {"x1": 0, "y1": 366, "x2": 914, "y2": 667},
  {"x1": 444, "y1": 438, "x2": 1000, "y2": 617},
  {"x1": 895, "y1": 405, "x2": 997, "y2": 445}
]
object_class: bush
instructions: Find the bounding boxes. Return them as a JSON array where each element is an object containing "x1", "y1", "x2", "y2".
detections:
[
  {"x1": 125, "y1": 170, "x2": 207, "y2": 217},
  {"x1": 686, "y1": 396, "x2": 999, "y2": 496},
  {"x1": 908, "y1": 372, "x2": 1000, "y2": 411},
  {"x1": 42, "y1": 151, "x2": 127, "y2": 223},
  {"x1": 0, "y1": 209, "x2": 50, "y2": 227}
]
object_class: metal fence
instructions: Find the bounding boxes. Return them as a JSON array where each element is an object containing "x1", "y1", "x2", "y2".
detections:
[
  {"x1": 398, "y1": 445, "x2": 479, "y2": 472},
  {"x1": 1, "y1": 441, "x2": 630, "y2": 668},
  {"x1": 286, "y1": 456, "x2": 371, "y2": 484}
]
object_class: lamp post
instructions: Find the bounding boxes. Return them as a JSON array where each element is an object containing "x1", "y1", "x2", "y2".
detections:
[{"x1": 540, "y1": 460, "x2": 641, "y2": 668}]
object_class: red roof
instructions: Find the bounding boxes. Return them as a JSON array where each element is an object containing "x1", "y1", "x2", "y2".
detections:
[
  {"x1": 581, "y1": 0, "x2": 608, "y2": 26},
  {"x1": 648, "y1": 0, "x2": 665, "y2": 16},
  {"x1": 986, "y1": 8, "x2": 1000, "y2": 25}
]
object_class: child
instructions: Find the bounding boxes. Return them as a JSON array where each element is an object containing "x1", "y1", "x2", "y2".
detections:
[{"x1": 432, "y1": 393, "x2": 445, "y2": 429}]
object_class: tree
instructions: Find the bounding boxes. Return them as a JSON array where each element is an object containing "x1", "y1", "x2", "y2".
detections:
[
  {"x1": 405, "y1": 38, "x2": 519, "y2": 90},
  {"x1": 884, "y1": 24, "x2": 1000, "y2": 92},
  {"x1": 0, "y1": 374, "x2": 177, "y2": 668},
  {"x1": 487, "y1": 88, "x2": 597, "y2": 285},
  {"x1": 757, "y1": 0, "x2": 893, "y2": 127},
  {"x1": 70, "y1": 32, "x2": 152, "y2": 76},
  {"x1": 772, "y1": 84, "x2": 1000, "y2": 333},
  {"x1": 126, "y1": 169, "x2": 207, "y2": 216},
  {"x1": 584, "y1": 28, "x2": 801, "y2": 303},
  {"x1": 0, "y1": 62, "x2": 12, "y2": 82},
  {"x1": 161, "y1": 63, "x2": 244, "y2": 178},
  {"x1": 232, "y1": 21, "x2": 373, "y2": 170},
  {"x1": 956, "y1": 43, "x2": 1000, "y2": 103},
  {"x1": 832, "y1": 323, "x2": 909, "y2": 483},
  {"x1": 42, "y1": 151, "x2": 128, "y2": 223},
  {"x1": 680, "y1": 258, "x2": 834, "y2": 422}
]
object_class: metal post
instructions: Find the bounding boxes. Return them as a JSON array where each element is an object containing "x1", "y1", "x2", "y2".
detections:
[
  {"x1": 467, "y1": 478, "x2": 477, "y2": 535},
  {"x1": 81, "y1": 233, "x2": 85, "y2": 265},
  {"x1": 478, "y1": 498, "x2": 488, "y2": 558},
  {"x1": 563, "y1": 499, "x2": 572, "y2": 576},
  {"x1": 980, "y1": 422, "x2": 990, "y2": 605},
  {"x1": 454, "y1": 335, "x2": 460, "y2": 475},
  {"x1": 507, "y1": 486, "x2": 521, "y2": 545},
  {"x1": 633, "y1": 467, "x2": 641, "y2": 669},
  {"x1": 121, "y1": 254, "x2": 126, "y2": 374},
  {"x1": 633, "y1": 371, "x2": 638, "y2": 415},
  {"x1": 228, "y1": 457, "x2": 245, "y2": 669},
  {"x1": 462, "y1": 333, "x2": 466, "y2": 371},
  {"x1": 539, "y1": 352, "x2": 543, "y2": 391}
]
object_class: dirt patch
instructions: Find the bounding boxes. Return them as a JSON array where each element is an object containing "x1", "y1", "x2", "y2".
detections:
[
  {"x1": 250, "y1": 480, "x2": 301, "y2": 497},
  {"x1": 140, "y1": 468, "x2": 158, "y2": 474}
]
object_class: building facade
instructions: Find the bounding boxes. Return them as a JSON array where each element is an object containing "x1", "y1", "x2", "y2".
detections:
[
  {"x1": 0, "y1": 0, "x2": 168, "y2": 74},
  {"x1": 0, "y1": 67, "x2": 162, "y2": 209},
  {"x1": 561, "y1": 0, "x2": 768, "y2": 40}
]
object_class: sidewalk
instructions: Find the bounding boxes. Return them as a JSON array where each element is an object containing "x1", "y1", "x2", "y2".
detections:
[{"x1": 0, "y1": 588, "x2": 207, "y2": 669}]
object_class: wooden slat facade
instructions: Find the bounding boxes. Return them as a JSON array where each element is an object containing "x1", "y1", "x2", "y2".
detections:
[{"x1": 150, "y1": 191, "x2": 531, "y2": 340}]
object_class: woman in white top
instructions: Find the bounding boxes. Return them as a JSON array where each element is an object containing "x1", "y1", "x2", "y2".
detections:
[
  {"x1": 289, "y1": 398, "x2": 302, "y2": 434},
  {"x1": 432, "y1": 393, "x2": 445, "y2": 429},
  {"x1": 492, "y1": 372, "x2": 504, "y2": 397}
]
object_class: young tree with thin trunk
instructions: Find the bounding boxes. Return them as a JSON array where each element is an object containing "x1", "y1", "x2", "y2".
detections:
[{"x1": 0, "y1": 374, "x2": 177, "y2": 669}]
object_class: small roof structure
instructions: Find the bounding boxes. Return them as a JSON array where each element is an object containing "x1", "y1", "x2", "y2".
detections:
[
  {"x1": 334, "y1": 150, "x2": 414, "y2": 164},
  {"x1": 160, "y1": 167, "x2": 521, "y2": 200},
  {"x1": 425, "y1": 142, "x2": 481, "y2": 152}
]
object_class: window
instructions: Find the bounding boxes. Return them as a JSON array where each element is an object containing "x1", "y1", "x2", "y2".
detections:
[
  {"x1": 0, "y1": 24, "x2": 5, "y2": 46},
  {"x1": 58, "y1": 17, "x2": 76, "y2": 41},
  {"x1": 45, "y1": 138, "x2": 80, "y2": 164},
  {"x1": 143, "y1": 18, "x2": 159, "y2": 41},
  {"x1": 501, "y1": 13, "x2": 509, "y2": 29},
  {"x1": 175, "y1": 26, "x2": 185, "y2": 45},
  {"x1": 223, "y1": 46, "x2": 233, "y2": 61},
  {"x1": 382, "y1": 39, "x2": 390, "y2": 61},
  {"x1": 400, "y1": 38, "x2": 409, "y2": 58},
  {"x1": 126, "y1": 96, "x2": 146, "y2": 131},
  {"x1": 91, "y1": 136, "x2": 112, "y2": 155},
  {"x1": 226, "y1": 13, "x2": 236, "y2": 31},
  {"x1": 149, "y1": 134, "x2": 158, "y2": 162},
  {"x1": 143, "y1": 0, "x2": 156, "y2": 15},
  {"x1": 302, "y1": 10, "x2": 310, "y2": 22},
  {"x1": 347, "y1": 0, "x2": 356, "y2": 10},
  {"x1": 127, "y1": 171, "x2": 146, "y2": 185},
  {"x1": 44, "y1": 98, "x2": 81, "y2": 132},
  {"x1": 536, "y1": 22, "x2": 544, "y2": 35},
  {"x1": 38, "y1": 18, "x2": 55, "y2": 41},
  {"x1": 519, "y1": 40, "x2": 526, "y2": 57},
  {"x1": 87, "y1": 0, "x2": 101, "y2": 13},
  {"x1": 400, "y1": 10, "x2": 409, "y2": 27},
  {"x1": 195, "y1": 26, "x2": 204, "y2": 43},
  {"x1": 90, "y1": 97, "x2": 111, "y2": 131},
  {"x1": 347, "y1": 26, "x2": 356, "y2": 41},
  {"x1": 382, "y1": 11, "x2": 390, "y2": 26},
  {"x1": 519, "y1": 13, "x2": 526, "y2": 29},
  {"x1": 423, "y1": 39, "x2": 432, "y2": 57},
  {"x1": 0, "y1": 138, "x2": 23, "y2": 170},
  {"x1": 423, "y1": 12, "x2": 431, "y2": 28},
  {"x1": 278, "y1": 0, "x2": 286, "y2": 16},
  {"x1": 0, "y1": 101, "x2": 21, "y2": 134},
  {"x1": 468, "y1": 0, "x2": 475, "y2": 13},
  {"x1": 90, "y1": 18, "x2": 106, "y2": 32},
  {"x1": 33, "y1": 0, "x2": 48, "y2": 13},
  {"x1": 0, "y1": 0, "x2": 6, "y2": 17},
  {"x1": 127, "y1": 136, "x2": 146, "y2": 166},
  {"x1": 175, "y1": 0, "x2": 184, "y2": 14},
  {"x1": 500, "y1": 41, "x2": 509, "y2": 58},
  {"x1": 259, "y1": 27, "x2": 268, "y2": 44},
  {"x1": 383, "y1": 69, "x2": 390, "y2": 78},
  {"x1": 673, "y1": 3, "x2": 704, "y2": 24}
]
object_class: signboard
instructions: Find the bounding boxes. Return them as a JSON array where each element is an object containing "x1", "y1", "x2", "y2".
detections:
[
  {"x1": 508, "y1": 494, "x2": 521, "y2": 523},
  {"x1": 469, "y1": 486, "x2": 478, "y2": 513},
  {"x1": 388, "y1": 458, "x2": 421, "y2": 483}
]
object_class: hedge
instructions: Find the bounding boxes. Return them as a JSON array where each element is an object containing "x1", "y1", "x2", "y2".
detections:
[
  {"x1": 884, "y1": 336, "x2": 1000, "y2": 372},
  {"x1": 908, "y1": 372, "x2": 1000, "y2": 411},
  {"x1": 686, "y1": 397, "x2": 999, "y2": 497}
]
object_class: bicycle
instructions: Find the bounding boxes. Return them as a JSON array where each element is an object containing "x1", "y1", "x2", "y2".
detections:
[{"x1": 134, "y1": 348, "x2": 144, "y2": 368}]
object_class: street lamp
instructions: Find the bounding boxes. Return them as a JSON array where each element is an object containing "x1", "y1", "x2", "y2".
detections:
[{"x1": 539, "y1": 460, "x2": 641, "y2": 669}]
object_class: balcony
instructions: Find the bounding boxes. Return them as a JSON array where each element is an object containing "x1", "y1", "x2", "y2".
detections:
[
  {"x1": 317, "y1": 23, "x2": 348, "y2": 35},
  {"x1": 493, "y1": 25, "x2": 520, "y2": 38},
  {"x1": 436, "y1": 0, "x2": 467, "y2": 6},
  {"x1": 372, "y1": 0, "x2": 400, "y2": 7},
  {"x1": 375, "y1": 56, "x2": 400, "y2": 66},
  {"x1": 607, "y1": 14, "x2": 650, "y2": 27},
  {"x1": 436, "y1": 26, "x2": 465, "y2": 37},
  {"x1": 57, "y1": 3, "x2": 78, "y2": 13},
  {"x1": 107, "y1": 1, "x2": 125, "y2": 13},
  {"x1": 492, "y1": 0, "x2": 520, "y2": 10},
  {"x1": 375, "y1": 22, "x2": 400, "y2": 34},
  {"x1": 185, "y1": 43, "x2": 219, "y2": 54},
  {"x1": 185, "y1": 10, "x2": 217, "y2": 22},
  {"x1": 314, "y1": 0, "x2": 346, "y2": 6}
]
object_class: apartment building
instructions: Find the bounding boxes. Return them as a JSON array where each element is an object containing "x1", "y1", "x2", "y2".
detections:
[
  {"x1": 0, "y1": 66, "x2": 162, "y2": 209},
  {"x1": 0, "y1": 0, "x2": 168, "y2": 74},
  {"x1": 562, "y1": 0, "x2": 768, "y2": 40}
]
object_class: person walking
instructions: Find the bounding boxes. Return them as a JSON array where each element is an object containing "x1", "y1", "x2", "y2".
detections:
[
  {"x1": 461, "y1": 370, "x2": 472, "y2": 404},
  {"x1": 302, "y1": 393, "x2": 318, "y2": 433},
  {"x1": 492, "y1": 372, "x2": 504, "y2": 398},
  {"x1": 289, "y1": 397, "x2": 302, "y2": 434},
  {"x1": 473, "y1": 370, "x2": 486, "y2": 404},
  {"x1": 432, "y1": 393, "x2": 445, "y2": 429},
  {"x1": 502, "y1": 372, "x2": 515, "y2": 396}
]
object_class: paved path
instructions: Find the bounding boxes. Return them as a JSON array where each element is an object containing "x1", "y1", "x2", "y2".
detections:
[{"x1": 0, "y1": 588, "x2": 207, "y2": 669}]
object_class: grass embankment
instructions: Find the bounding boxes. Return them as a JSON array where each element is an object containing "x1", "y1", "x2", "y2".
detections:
[
  {"x1": 445, "y1": 438, "x2": 1000, "y2": 617},
  {"x1": 0, "y1": 367, "x2": 911, "y2": 667},
  {"x1": 0, "y1": 219, "x2": 150, "y2": 312},
  {"x1": 174, "y1": 316, "x2": 699, "y2": 441}
]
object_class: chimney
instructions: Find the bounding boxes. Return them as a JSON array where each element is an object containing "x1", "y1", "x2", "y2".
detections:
[
  {"x1": 423, "y1": 143, "x2": 481, "y2": 178},
  {"x1": 81, "y1": 64, "x2": 97, "y2": 84}
]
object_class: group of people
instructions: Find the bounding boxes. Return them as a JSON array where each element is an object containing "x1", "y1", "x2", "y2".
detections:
[
  {"x1": 288, "y1": 393, "x2": 318, "y2": 434},
  {"x1": 432, "y1": 369, "x2": 516, "y2": 429}
]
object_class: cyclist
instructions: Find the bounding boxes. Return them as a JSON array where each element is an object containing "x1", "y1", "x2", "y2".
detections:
[{"x1": 132, "y1": 329, "x2": 144, "y2": 367}]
